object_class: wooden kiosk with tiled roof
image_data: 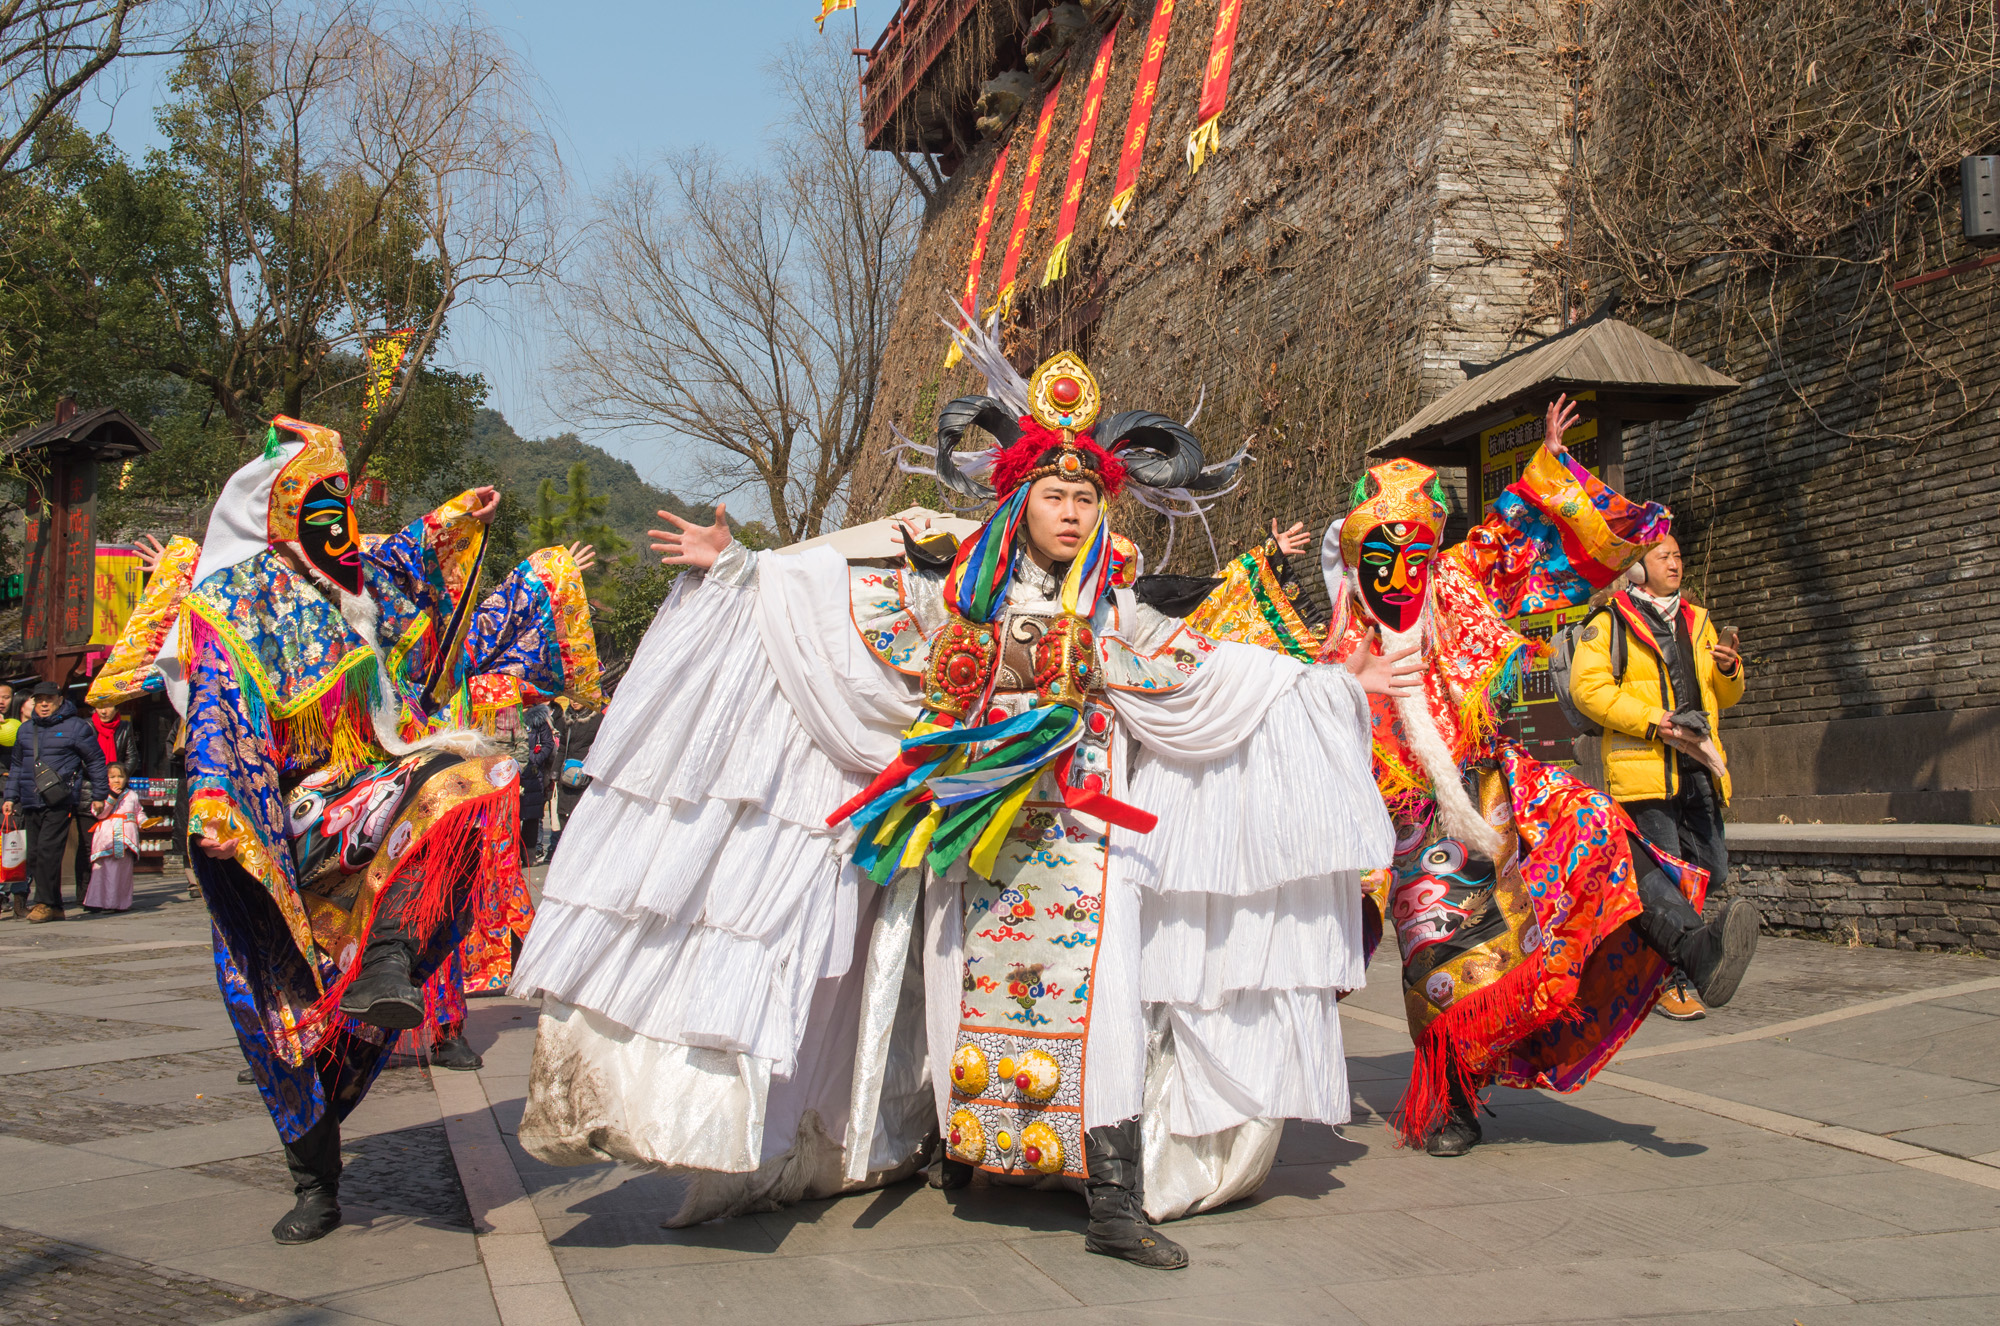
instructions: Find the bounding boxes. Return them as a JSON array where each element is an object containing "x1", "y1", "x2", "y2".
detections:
[{"x1": 1369, "y1": 309, "x2": 1741, "y2": 768}]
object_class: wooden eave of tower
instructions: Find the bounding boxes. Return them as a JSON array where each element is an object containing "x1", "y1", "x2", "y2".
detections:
[
  {"x1": 862, "y1": 0, "x2": 1036, "y2": 161},
  {"x1": 2, "y1": 405, "x2": 163, "y2": 462},
  {"x1": 1369, "y1": 316, "x2": 1740, "y2": 475}
]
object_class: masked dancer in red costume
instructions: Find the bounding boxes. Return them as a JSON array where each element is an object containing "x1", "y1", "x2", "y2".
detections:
[{"x1": 1210, "y1": 397, "x2": 1761, "y2": 1156}]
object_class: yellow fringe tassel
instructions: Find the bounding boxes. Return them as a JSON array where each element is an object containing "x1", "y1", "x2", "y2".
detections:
[
  {"x1": 944, "y1": 337, "x2": 965, "y2": 369},
  {"x1": 1186, "y1": 115, "x2": 1223, "y2": 174},
  {"x1": 1102, "y1": 186, "x2": 1137, "y2": 230},
  {"x1": 1040, "y1": 235, "x2": 1073, "y2": 287}
]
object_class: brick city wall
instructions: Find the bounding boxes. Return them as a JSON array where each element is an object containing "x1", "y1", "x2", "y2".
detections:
[
  {"x1": 858, "y1": 0, "x2": 1999, "y2": 819},
  {"x1": 1720, "y1": 852, "x2": 2000, "y2": 957},
  {"x1": 857, "y1": 0, "x2": 1567, "y2": 564}
]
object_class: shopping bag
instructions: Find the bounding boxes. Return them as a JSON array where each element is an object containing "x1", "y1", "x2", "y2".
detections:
[{"x1": 0, "y1": 826, "x2": 26, "y2": 884}]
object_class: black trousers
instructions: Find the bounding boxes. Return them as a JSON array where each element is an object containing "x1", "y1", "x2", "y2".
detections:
[
  {"x1": 23, "y1": 804, "x2": 89, "y2": 910},
  {"x1": 1624, "y1": 767, "x2": 1729, "y2": 892}
]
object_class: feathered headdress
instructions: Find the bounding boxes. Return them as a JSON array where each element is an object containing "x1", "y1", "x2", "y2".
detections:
[{"x1": 889, "y1": 313, "x2": 1248, "y2": 576}]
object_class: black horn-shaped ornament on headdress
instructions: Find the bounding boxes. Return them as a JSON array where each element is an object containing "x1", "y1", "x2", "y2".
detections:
[
  {"x1": 933, "y1": 395, "x2": 1021, "y2": 500},
  {"x1": 1096, "y1": 411, "x2": 1232, "y2": 493}
]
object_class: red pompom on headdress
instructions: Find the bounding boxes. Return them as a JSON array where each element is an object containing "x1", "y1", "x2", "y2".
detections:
[{"x1": 990, "y1": 418, "x2": 1128, "y2": 501}]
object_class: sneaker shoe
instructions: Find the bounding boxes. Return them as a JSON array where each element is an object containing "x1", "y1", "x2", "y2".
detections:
[{"x1": 1654, "y1": 976, "x2": 1707, "y2": 1021}]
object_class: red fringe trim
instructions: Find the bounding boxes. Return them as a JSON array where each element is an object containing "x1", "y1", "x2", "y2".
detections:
[
  {"x1": 1391, "y1": 954, "x2": 1580, "y2": 1147},
  {"x1": 296, "y1": 783, "x2": 517, "y2": 1035}
]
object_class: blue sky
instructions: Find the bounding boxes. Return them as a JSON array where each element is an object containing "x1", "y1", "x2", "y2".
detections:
[{"x1": 76, "y1": 0, "x2": 900, "y2": 498}]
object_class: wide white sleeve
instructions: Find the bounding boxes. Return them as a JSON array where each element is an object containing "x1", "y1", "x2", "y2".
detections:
[
  {"x1": 511, "y1": 544, "x2": 918, "y2": 1078},
  {"x1": 1112, "y1": 641, "x2": 1393, "y2": 893},
  {"x1": 1106, "y1": 641, "x2": 1394, "y2": 1145},
  {"x1": 751, "y1": 546, "x2": 922, "y2": 773}
]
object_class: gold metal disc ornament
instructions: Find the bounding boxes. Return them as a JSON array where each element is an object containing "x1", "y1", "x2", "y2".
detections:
[{"x1": 1028, "y1": 351, "x2": 1102, "y2": 434}]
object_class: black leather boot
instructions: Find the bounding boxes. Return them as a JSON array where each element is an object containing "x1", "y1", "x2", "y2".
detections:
[
  {"x1": 927, "y1": 1134, "x2": 974, "y2": 1189},
  {"x1": 430, "y1": 1034, "x2": 483, "y2": 1071},
  {"x1": 1425, "y1": 1073, "x2": 1483, "y2": 1157},
  {"x1": 1082, "y1": 1119, "x2": 1187, "y2": 1270},
  {"x1": 337, "y1": 937, "x2": 424, "y2": 1030},
  {"x1": 271, "y1": 1113, "x2": 343, "y2": 1244},
  {"x1": 1629, "y1": 840, "x2": 1760, "y2": 1009}
]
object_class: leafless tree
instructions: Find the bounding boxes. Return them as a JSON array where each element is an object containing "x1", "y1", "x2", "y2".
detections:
[
  {"x1": 148, "y1": 0, "x2": 563, "y2": 469},
  {"x1": 551, "y1": 39, "x2": 921, "y2": 544},
  {"x1": 0, "y1": 1, "x2": 183, "y2": 176}
]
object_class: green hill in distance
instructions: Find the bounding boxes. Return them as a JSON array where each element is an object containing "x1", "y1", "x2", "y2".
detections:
[{"x1": 470, "y1": 408, "x2": 717, "y2": 554}]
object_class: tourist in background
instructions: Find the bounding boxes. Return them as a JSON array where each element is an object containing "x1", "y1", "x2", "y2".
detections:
[
  {"x1": 83, "y1": 764, "x2": 142, "y2": 913},
  {"x1": 521, "y1": 703, "x2": 556, "y2": 865},
  {"x1": 0, "y1": 685, "x2": 19, "y2": 918},
  {"x1": 1568, "y1": 532, "x2": 1746, "y2": 1020},
  {"x1": 3, "y1": 682, "x2": 108, "y2": 923}
]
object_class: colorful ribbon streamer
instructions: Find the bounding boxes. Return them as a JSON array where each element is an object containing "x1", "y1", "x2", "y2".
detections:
[
  {"x1": 1187, "y1": 0, "x2": 1244, "y2": 174},
  {"x1": 1104, "y1": 0, "x2": 1178, "y2": 228},
  {"x1": 991, "y1": 77, "x2": 1064, "y2": 319},
  {"x1": 1042, "y1": 21, "x2": 1121, "y2": 286}
]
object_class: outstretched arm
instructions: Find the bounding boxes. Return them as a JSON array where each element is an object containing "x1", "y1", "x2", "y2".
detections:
[
  {"x1": 1449, "y1": 393, "x2": 1670, "y2": 620},
  {"x1": 648, "y1": 504, "x2": 733, "y2": 569}
]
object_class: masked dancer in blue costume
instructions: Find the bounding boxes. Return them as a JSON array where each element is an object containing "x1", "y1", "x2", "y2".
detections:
[{"x1": 87, "y1": 416, "x2": 602, "y2": 1244}]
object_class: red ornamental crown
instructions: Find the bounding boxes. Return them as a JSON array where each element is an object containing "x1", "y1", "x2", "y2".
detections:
[{"x1": 991, "y1": 420, "x2": 1127, "y2": 500}]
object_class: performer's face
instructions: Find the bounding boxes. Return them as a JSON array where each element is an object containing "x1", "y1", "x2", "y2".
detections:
[
  {"x1": 1356, "y1": 519, "x2": 1435, "y2": 632},
  {"x1": 299, "y1": 474, "x2": 362, "y2": 593},
  {"x1": 1023, "y1": 476, "x2": 1099, "y2": 568}
]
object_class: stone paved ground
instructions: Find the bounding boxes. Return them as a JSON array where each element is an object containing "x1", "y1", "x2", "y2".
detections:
[{"x1": 6, "y1": 867, "x2": 2000, "y2": 1324}]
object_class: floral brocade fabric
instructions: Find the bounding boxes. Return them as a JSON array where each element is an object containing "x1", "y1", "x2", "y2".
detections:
[
  {"x1": 100, "y1": 492, "x2": 601, "y2": 1143},
  {"x1": 1185, "y1": 544, "x2": 1325, "y2": 663}
]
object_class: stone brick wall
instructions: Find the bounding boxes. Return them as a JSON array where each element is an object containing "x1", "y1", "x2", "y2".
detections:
[
  {"x1": 1722, "y1": 852, "x2": 2000, "y2": 957},
  {"x1": 855, "y1": 0, "x2": 2000, "y2": 820},
  {"x1": 856, "y1": 0, "x2": 1568, "y2": 564}
]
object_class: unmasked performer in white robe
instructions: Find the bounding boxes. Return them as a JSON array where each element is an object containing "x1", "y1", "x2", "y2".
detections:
[{"x1": 510, "y1": 344, "x2": 1402, "y2": 1268}]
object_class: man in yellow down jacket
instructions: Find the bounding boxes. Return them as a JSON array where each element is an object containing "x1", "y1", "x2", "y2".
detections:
[{"x1": 1570, "y1": 532, "x2": 1752, "y2": 1018}]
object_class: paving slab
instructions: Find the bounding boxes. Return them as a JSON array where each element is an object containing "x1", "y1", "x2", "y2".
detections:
[
  {"x1": 561, "y1": 1241, "x2": 1081, "y2": 1326},
  {"x1": 1325, "y1": 1249, "x2": 1848, "y2": 1325},
  {"x1": 319, "y1": 1262, "x2": 505, "y2": 1326},
  {"x1": 1753, "y1": 1226, "x2": 2000, "y2": 1302}
]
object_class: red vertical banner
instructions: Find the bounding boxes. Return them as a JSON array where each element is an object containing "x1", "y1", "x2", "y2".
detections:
[
  {"x1": 1187, "y1": 0, "x2": 1244, "y2": 174},
  {"x1": 1041, "y1": 22, "x2": 1121, "y2": 286},
  {"x1": 944, "y1": 142, "x2": 1014, "y2": 368},
  {"x1": 1104, "y1": 0, "x2": 1178, "y2": 228},
  {"x1": 991, "y1": 77, "x2": 1064, "y2": 319}
]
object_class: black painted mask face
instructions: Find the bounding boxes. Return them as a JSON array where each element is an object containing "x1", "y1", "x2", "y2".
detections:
[
  {"x1": 299, "y1": 474, "x2": 361, "y2": 593},
  {"x1": 1356, "y1": 519, "x2": 1435, "y2": 633}
]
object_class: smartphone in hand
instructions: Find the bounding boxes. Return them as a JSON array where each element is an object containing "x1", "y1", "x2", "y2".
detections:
[{"x1": 1723, "y1": 625, "x2": 1741, "y2": 651}]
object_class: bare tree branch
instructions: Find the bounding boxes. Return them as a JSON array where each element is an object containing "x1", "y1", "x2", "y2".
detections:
[{"x1": 550, "y1": 39, "x2": 919, "y2": 544}]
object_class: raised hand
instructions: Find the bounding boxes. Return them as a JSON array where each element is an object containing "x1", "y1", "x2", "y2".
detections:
[
  {"x1": 566, "y1": 542, "x2": 597, "y2": 573},
  {"x1": 1345, "y1": 641, "x2": 1424, "y2": 698},
  {"x1": 889, "y1": 513, "x2": 934, "y2": 548},
  {"x1": 133, "y1": 533, "x2": 169, "y2": 577},
  {"x1": 1270, "y1": 519, "x2": 1310, "y2": 558},
  {"x1": 648, "y1": 504, "x2": 732, "y2": 569},
  {"x1": 1543, "y1": 394, "x2": 1582, "y2": 458},
  {"x1": 466, "y1": 486, "x2": 501, "y2": 525},
  {"x1": 196, "y1": 833, "x2": 240, "y2": 860}
]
